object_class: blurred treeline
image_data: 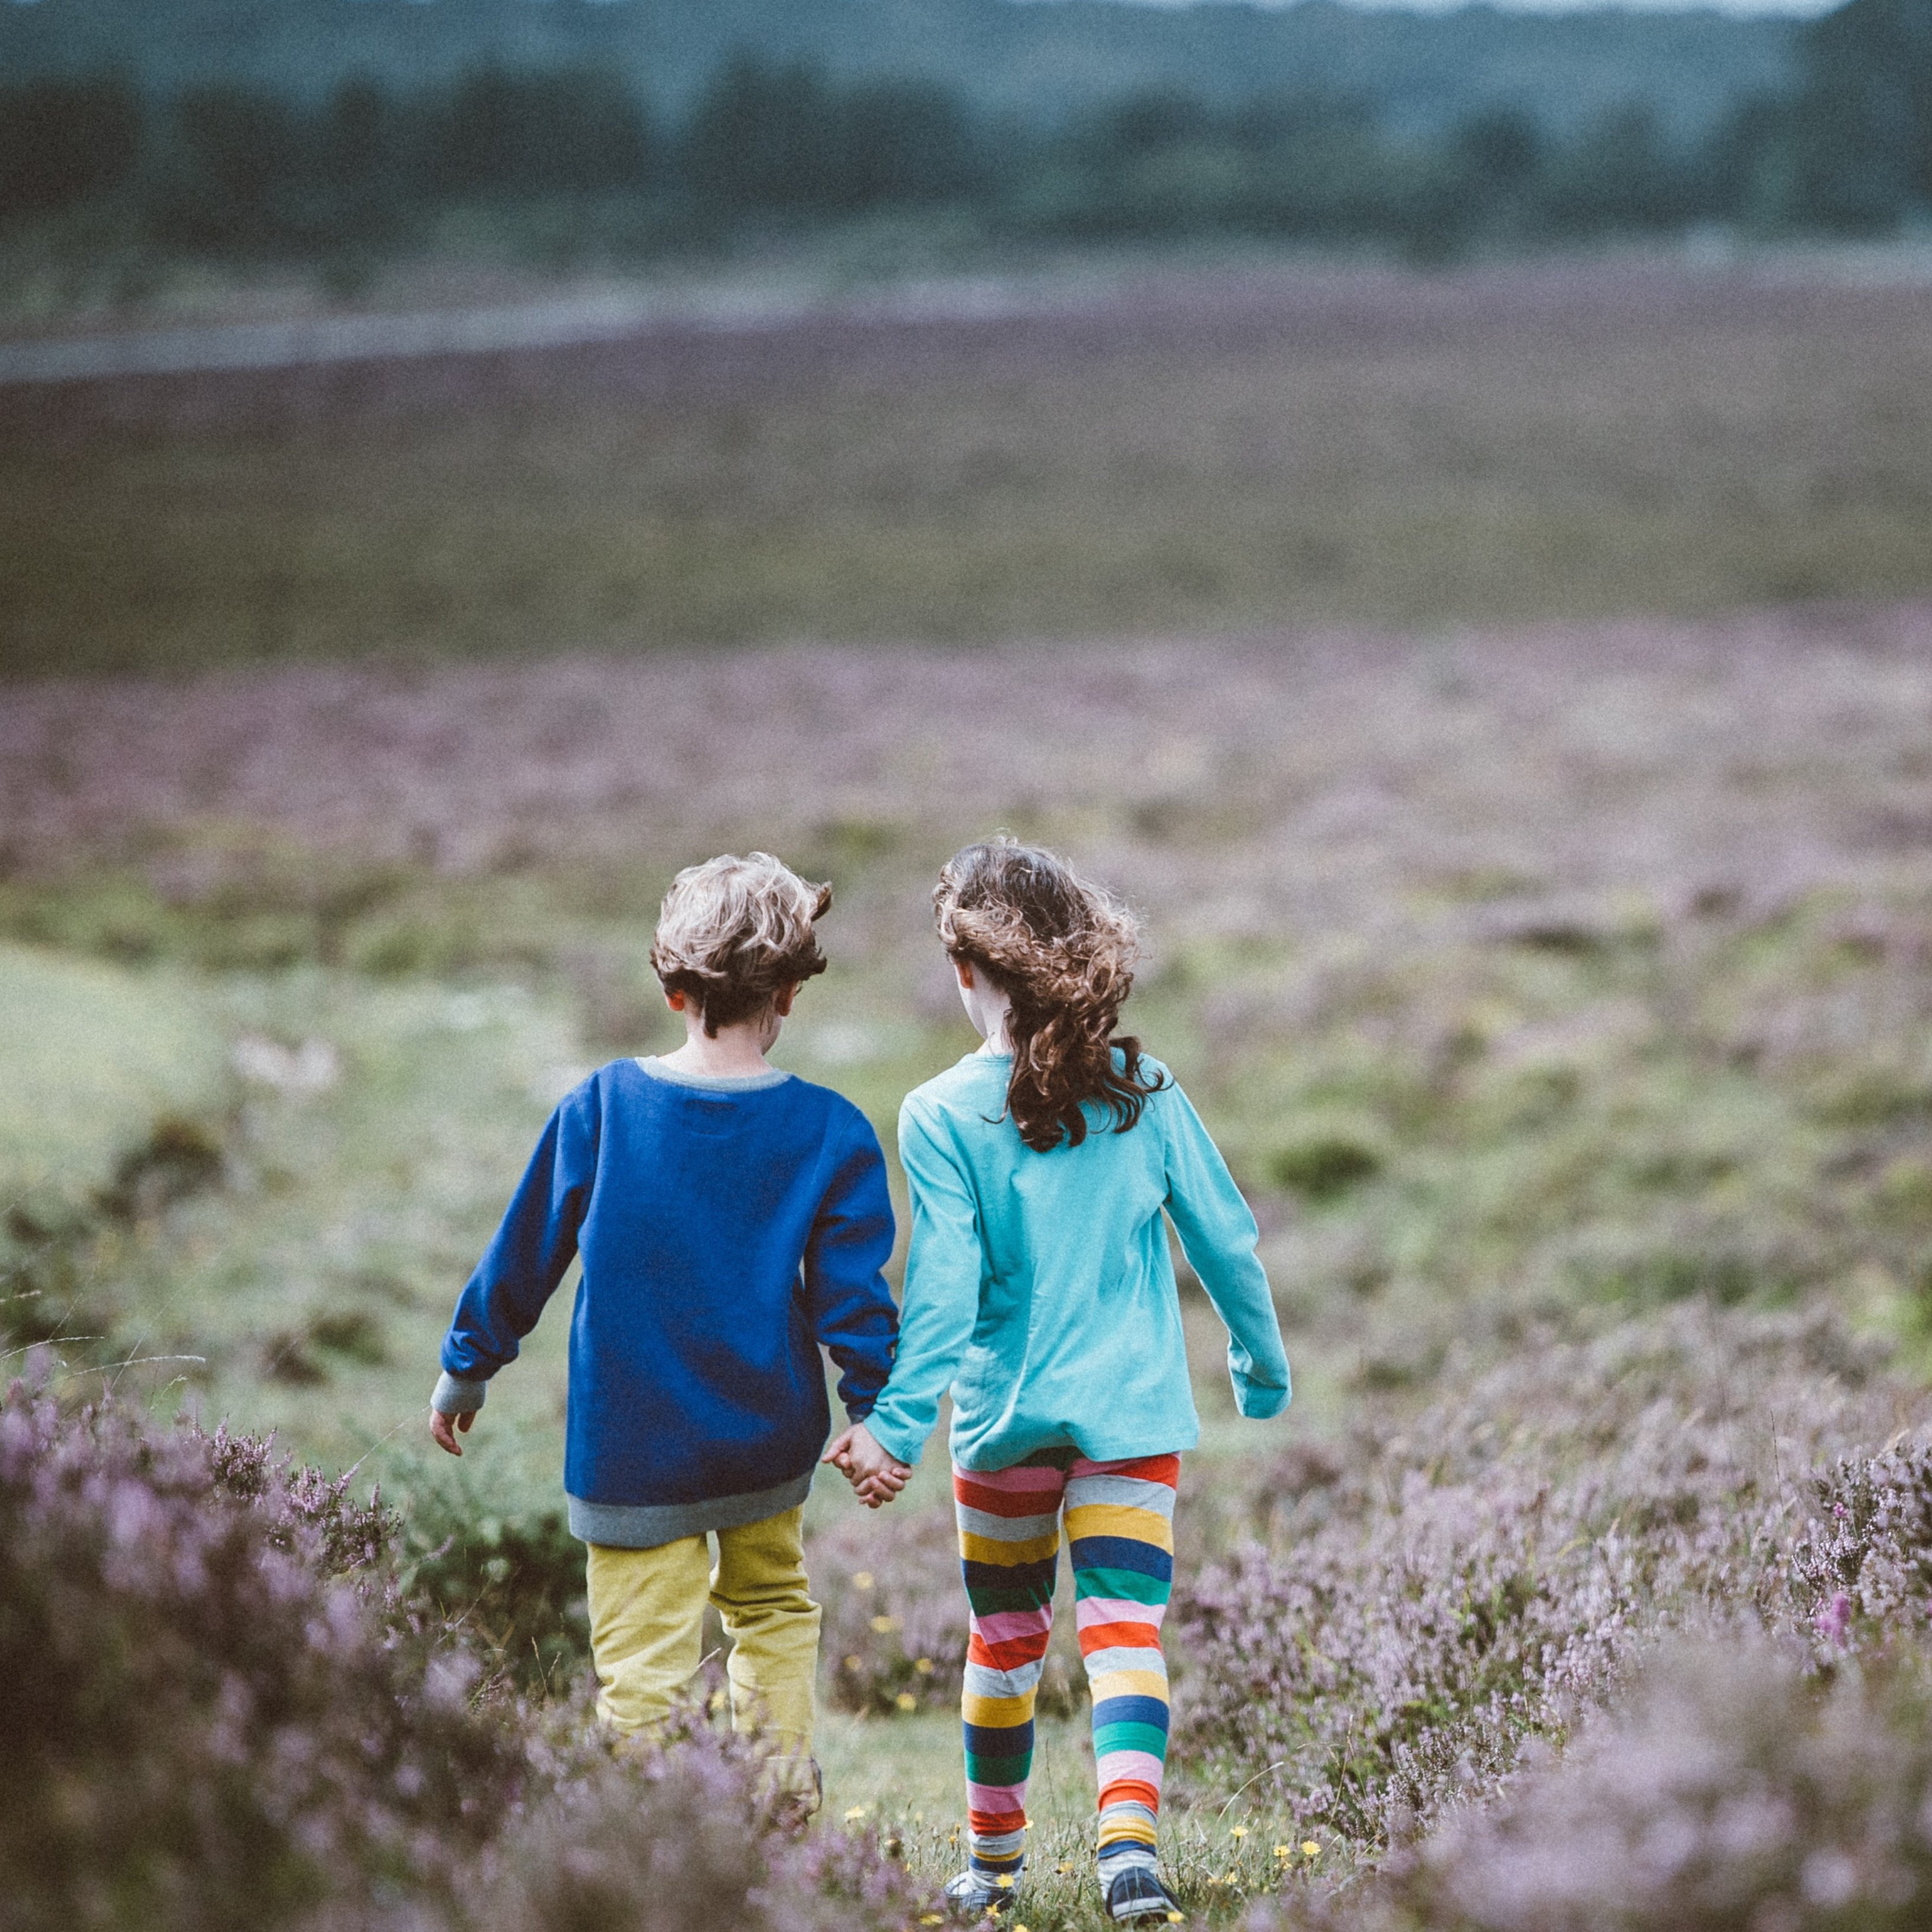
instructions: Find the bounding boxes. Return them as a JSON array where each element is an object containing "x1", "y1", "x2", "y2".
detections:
[{"x1": 0, "y1": 0, "x2": 1926, "y2": 276}]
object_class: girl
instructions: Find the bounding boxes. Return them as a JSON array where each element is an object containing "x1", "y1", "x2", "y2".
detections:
[{"x1": 829, "y1": 839, "x2": 1290, "y2": 1925}]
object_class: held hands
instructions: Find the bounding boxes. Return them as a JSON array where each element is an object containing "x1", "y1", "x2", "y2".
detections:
[
  {"x1": 430, "y1": 1407, "x2": 475, "y2": 1457},
  {"x1": 822, "y1": 1421, "x2": 910, "y2": 1509}
]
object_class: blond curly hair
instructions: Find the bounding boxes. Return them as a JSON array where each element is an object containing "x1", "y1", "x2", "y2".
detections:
[
  {"x1": 650, "y1": 852, "x2": 832, "y2": 1036},
  {"x1": 935, "y1": 838, "x2": 1164, "y2": 1151}
]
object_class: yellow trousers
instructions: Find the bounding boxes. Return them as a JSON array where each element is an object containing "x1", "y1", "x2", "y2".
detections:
[{"x1": 585, "y1": 1506, "x2": 820, "y2": 1771}]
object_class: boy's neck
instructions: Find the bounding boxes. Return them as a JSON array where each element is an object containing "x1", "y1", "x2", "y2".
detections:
[{"x1": 659, "y1": 1012, "x2": 780, "y2": 1080}]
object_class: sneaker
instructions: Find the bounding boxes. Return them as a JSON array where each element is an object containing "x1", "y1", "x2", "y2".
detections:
[
  {"x1": 943, "y1": 1867, "x2": 1022, "y2": 1918},
  {"x1": 1103, "y1": 1865, "x2": 1184, "y2": 1924}
]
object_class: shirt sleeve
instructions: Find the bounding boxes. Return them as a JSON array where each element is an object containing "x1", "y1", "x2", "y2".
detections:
[
  {"x1": 1160, "y1": 1081, "x2": 1292, "y2": 1419},
  {"x1": 860, "y1": 1097, "x2": 985, "y2": 1467},
  {"x1": 803, "y1": 1107, "x2": 900, "y2": 1421},
  {"x1": 434, "y1": 1077, "x2": 600, "y2": 1411}
]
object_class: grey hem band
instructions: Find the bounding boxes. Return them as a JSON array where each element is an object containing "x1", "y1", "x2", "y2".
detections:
[
  {"x1": 568, "y1": 1471, "x2": 814, "y2": 1548},
  {"x1": 433, "y1": 1371, "x2": 488, "y2": 1415},
  {"x1": 633, "y1": 1056, "x2": 792, "y2": 1093}
]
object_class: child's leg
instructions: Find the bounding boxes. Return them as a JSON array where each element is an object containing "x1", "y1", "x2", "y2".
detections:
[
  {"x1": 955, "y1": 1451, "x2": 1071, "y2": 1889},
  {"x1": 1064, "y1": 1453, "x2": 1180, "y2": 1888},
  {"x1": 584, "y1": 1535, "x2": 712, "y2": 1733},
  {"x1": 710, "y1": 1506, "x2": 822, "y2": 1776}
]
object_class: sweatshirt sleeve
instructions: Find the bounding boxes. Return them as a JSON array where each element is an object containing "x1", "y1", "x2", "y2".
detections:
[
  {"x1": 803, "y1": 1106, "x2": 900, "y2": 1421},
  {"x1": 434, "y1": 1078, "x2": 600, "y2": 1413},
  {"x1": 1160, "y1": 1082, "x2": 1292, "y2": 1420},
  {"x1": 860, "y1": 1097, "x2": 984, "y2": 1467}
]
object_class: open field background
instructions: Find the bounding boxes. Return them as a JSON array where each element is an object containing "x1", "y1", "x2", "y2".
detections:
[
  {"x1": 8, "y1": 252, "x2": 1932, "y2": 1930},
  {"x1": 6, "y1": 256, "x2": 1932, "y2": 679}
]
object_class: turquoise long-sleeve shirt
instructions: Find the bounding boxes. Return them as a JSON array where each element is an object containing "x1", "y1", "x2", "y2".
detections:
[{"x1": 862, "y1": 1049, "x2": 1290, "y2": 1472}]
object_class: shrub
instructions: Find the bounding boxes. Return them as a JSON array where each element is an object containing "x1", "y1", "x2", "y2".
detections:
[
  {"x1": 403, "y1": 1503, "x2": 591, "y2": 1694},
  {"x1": 1792, "y1": 1439, "x2": 1932, "y2": 1656},
  {"x1": 0, "y1": 1376, "x2": 521, "y2": 1932},
  {"x1": 468, "y1": 1711, "x2": 941, "y2": 1932},
  {"x1": 1268, "y1": 1132, "x2": 1384, "y2": 1202},
  {"x1": 1413, "y1": 1642, "x2": 1932, "y2": 1932},
  {"x1": 1174, "y1": 1305, "x2": 1923, "y2": 1854},
  {"x1": 0, "y1": 1378, "x2": 942, "y2": 1932}
]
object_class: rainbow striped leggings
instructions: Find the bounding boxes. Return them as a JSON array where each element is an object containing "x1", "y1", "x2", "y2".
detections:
[{"x1": 954, "y1": 1448, "x2": 1180, "y2": 1886}]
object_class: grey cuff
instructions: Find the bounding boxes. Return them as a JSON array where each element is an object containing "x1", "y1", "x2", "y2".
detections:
[{"x1": 432, "y1": 1371, "x2": 488, "y2": 1415}]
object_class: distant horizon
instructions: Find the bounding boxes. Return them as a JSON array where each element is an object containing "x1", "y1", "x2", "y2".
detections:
[
  {"x1": 0, "y1": 0, "x2": 1849, "y2": 17},
  {"x1": 1090, "y1": 0, "x2": 1839, "y2": 17}
]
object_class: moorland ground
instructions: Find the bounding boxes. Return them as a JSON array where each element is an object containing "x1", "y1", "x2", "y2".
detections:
[
  {"x1": 4, "y1": 251, "x2": 1932, "y2": 678},
  {"x1": 7, "y1": 252, "x2": 1932, "y2": 1929},
  {"x1": 8, "y1": 597, "x2": 1932, "y2": 1924}
]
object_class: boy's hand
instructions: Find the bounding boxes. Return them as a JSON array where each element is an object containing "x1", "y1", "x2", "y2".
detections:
[
  {"x1": 854, "y1": 1467, "x2": 908, "y2": 1508},
  {"x1": 430, "y1": 1407, "x2": 475, "y2": 1457},
  {"x1": 822, "y1": 1422, "x2": 910, "y2": 1508}
]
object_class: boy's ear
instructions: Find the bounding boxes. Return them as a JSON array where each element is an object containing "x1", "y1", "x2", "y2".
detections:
[
  {"x1": 665, "y1": 989, "x2": 688, "y2": 1012},
  {"x1": 772, "y1": 983, "x2": 798, "y2": 1019}
]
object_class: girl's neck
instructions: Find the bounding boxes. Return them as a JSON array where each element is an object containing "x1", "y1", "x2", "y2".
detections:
[{"x1": 965, "y1": 991, "x2": 1012, "y2": 1055}]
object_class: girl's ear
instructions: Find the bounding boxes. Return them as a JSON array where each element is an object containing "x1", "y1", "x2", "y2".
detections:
[{"x1": 954, "y1": 958, "x2": 975, "y2": 990}]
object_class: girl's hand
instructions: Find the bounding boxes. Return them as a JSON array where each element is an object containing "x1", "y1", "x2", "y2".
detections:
[
  {"x1": 430, "y1": 1407, "x2": 475, "y2": 1457},
  {"x1": 823, "y1": 1422, "x2": 910, "y2": 1503}
]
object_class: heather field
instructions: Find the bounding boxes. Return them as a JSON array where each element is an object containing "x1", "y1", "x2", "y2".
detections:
[
  {"x1": 8, "y1": 250, "x2": 1932, "y2": 1930},
  {"x1": 5, "y1": 254, "x2": 1932, "y2": 679},
  {"x1": 8, "y1": 578, "x2": 1932, "y2": 1926}
]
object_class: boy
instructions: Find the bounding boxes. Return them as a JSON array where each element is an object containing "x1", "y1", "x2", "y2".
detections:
[{"x1": 430, "y1": 852, "x2": 898, "y2": 1802}]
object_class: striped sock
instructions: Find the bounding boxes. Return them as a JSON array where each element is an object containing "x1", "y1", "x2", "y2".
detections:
[
  {"x1": 954, "y1": 1451, "x2": 1070, "y2": 1885},
  {"x1": 1065, "y1": 1453, "x2": 1179, "y2": 1884}
]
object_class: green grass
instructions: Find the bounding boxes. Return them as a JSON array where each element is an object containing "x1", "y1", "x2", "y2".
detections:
[
  {"x1": 817, "y1": 1709, "x2": 1325, "y2": 1930},
  {"x1": 0, "y1": 942, "x2": 224, "y2": 1210}
]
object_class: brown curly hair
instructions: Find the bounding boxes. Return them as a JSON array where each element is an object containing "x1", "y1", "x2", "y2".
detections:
[
  {"x1": 650, "y1": 852, "x2": 832, "y2": 1036},
  {"x1": 935, "y1": 838, "x2": 1165, "y2": 1152}
]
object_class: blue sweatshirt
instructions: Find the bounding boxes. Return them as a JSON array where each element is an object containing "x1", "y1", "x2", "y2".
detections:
[
  {"x1": 862, "y1": 1050, "x2": 1289, "y2": 1473},
  {"x1": 432, "y1": 1056, "x2": 899, "y2": 1547}
]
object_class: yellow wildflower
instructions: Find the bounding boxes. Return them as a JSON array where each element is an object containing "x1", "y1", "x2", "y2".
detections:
[
  {"x1": 1302, "y1": 1840, "x2": 1322, "y2": 1858},
  {"x1": 895, "y1": 1691, "x2": 918, "y2": 1712},
  {"x1": 870, "y1": 1614, "x2": 901, "y2": 1634},
  {"x1": 852, "y1": 1570, "x2": 875, "y2": 1589}
]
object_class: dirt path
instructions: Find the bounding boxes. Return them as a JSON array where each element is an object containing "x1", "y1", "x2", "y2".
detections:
[{"x1": 0, "y1": 273, "x2": 1105, "y2": 388}]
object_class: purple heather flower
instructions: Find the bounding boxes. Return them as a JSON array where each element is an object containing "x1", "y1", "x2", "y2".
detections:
[{"x1": 1813, "y1": 1591, "x2": 1853, "y2": 1646}]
